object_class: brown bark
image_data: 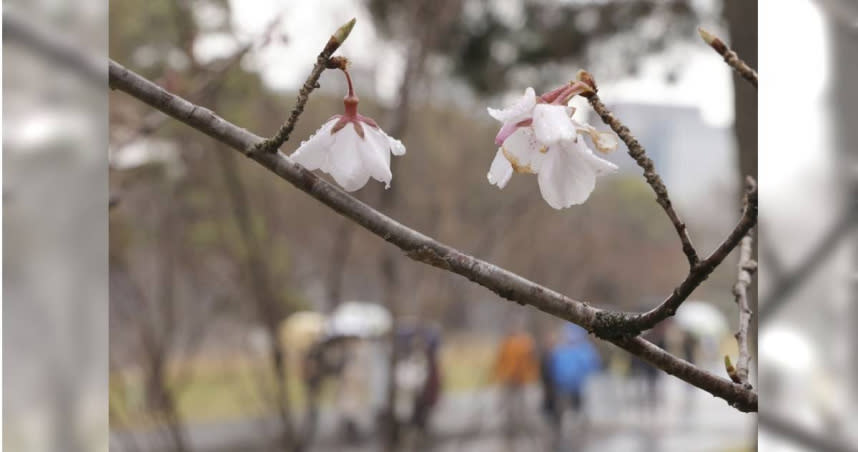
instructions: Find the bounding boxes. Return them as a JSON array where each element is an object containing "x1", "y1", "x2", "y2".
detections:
[{"x1": 108, "y1": 59, "x2": 758, "y2": 412}]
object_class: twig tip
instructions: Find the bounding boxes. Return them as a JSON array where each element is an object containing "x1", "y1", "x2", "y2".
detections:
[
  {"x1": 698, "y1": 27, "x2": 715, "y2": 44},
  {"x1": 333, "y1": 17, "x2": 357, "y2": 45},
  {"x1": 575, "y1": 69, "x2": 598, "y2": 94},
  {"x1": 698, "y1": 26, "x2": 728, "y2": 55}
]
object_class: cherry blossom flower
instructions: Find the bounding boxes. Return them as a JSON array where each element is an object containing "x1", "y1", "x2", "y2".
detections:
[
  {"x1": 486, "y1": 81, "x2": 619, "y2": 209},
  {"x1": 292, "y1": 70, "x2": 405, "y2": 192}
]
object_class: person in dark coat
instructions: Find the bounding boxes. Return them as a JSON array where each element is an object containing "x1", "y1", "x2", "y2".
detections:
[
  {"x1": 539, "y1": 328, "x2": 559, "y2": 425},
  {"x1": 412, "y1": 329, "x2": 441, "y2": 431}
]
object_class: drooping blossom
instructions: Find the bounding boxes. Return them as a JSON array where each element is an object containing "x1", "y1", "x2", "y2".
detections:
[
  {"x1": 292, "y1": 69, "x2": 405, "y2": 192},
  {"x1": 486, "y1": 80, "x2": 619, "y2": 209}
]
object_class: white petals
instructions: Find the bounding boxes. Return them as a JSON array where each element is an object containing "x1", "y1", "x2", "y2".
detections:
[
  {"x1": 485, "y1": 85, "x2": 619, "y2": 208},
  {"x1": 328, "y1": 125, "x2": 371, "y2": 192},
  {"x1": 487, "y1": 87, "x2": 536, "y2": 123},
  {"x1": 389, "y1": 137, "x2": 406, "y2": 156},
  {"x1": 578, "y1": 143, "x2": 619, "y2": 175},
  {"x1": 537, "y1": 145, "x2": 597, "y2": 209},
  {"x1": 532, "y1": 104, "x2": 576, "y2": 145},
  {"x1": 592, "y1": 132, "x2": 618, "y2": 153},
  {"x1": 291, "y1": 119, "x2": 405, "y2": 192},
  {"x1": 487, "y1": 149, "x2": 513, "y2": 189},
  {"x1": 502, "y1": 128, "x2": 546, "y2": 174},
  {"x1": 363, "y1": 127, "x2": 396, "y2": 188},
  {"x1": 575, "y1": 121, "x2": 619, "y2": 153},
  {"x1": 291, "y1": 118, "x2": 338, "y2": 171}
]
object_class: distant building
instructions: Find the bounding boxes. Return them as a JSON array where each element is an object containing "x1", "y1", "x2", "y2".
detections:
[{"x1": 582, "y1": 102, "x2": 738, "y2": 208}]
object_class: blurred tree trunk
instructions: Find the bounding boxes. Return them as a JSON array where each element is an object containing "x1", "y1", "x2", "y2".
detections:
[
  {"x1": 725, "y1": 0, "x2": 758, "y2": 373},
  {"x1": 377, "y1": 2, "x2": 445, "y2": 448},
  {"x1": 376, "y1": 39, "x2": 419, "y2": 452},
  {"x1": 725, "y1": 0, "x2": 758, "y2": 185},
  {"x1": 215, "y1": 149, "x2": 299, "y2": 451},
  {"x1": 325, "y1": 219, "x2": 354, "y2": 312},
  {"x1": 826, "y1": 9, "x2": 858, "y2": 427}
]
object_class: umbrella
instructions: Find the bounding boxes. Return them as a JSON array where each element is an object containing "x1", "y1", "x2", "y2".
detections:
[
  {"x1": 279, "y1": 311, "x2": 327, "y2": 353},
  {"x1": 674, "y1": 300, "x2": 729, "y2": 337},
  {"x1": 328, "y1": 301, "x2": 392, "y2": 338}
]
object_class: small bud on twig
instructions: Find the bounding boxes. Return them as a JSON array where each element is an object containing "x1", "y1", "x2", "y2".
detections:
[
  {"x1": 332, "y1": 18, "x2": 356, "y2": 46},
  {"x1": 698, "y1": 27, "x2": 727, "y2": 54},
  {"x1": 725, "y1": 355, "x2": 741, "y2": 384},
  {"x1": 254, "y1": 18, "x2": 357, "y2": 154},
  {"x1": 576, "y1": 69, "x2": 598, "y2": 96}
]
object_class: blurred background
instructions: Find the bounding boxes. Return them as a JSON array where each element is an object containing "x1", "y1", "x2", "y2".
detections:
[
  {"x1": 1, "y1": 0, "x2": 855, "y2": 451},
  {"x1": 104, "y1": 1, "x2": 756, "y2": 451}
]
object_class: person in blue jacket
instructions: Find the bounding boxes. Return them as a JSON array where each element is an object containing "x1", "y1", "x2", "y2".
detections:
[{"x1": 547, "y1": 323, "x2": 602, "y2": 429}]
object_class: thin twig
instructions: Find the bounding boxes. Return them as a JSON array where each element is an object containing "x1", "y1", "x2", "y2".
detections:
[
  {"x1": 584, "y1": 90, "x2": 699, "y2": 268},
  {"x1": 698, "y1": 27, "x2": 758, "y2": 88},
  {"x1": 251, "y1": 18, "x2": 356, "y2": 154},
  {"x1": 108, "y1": 60, "x2": 758, "y2": 412},
  {"x1": 731, "y1": 230, "x2": 756, "y2": 387},
  {"x1": 623, "y1": 177, "x2": 758, "y2": 333}
]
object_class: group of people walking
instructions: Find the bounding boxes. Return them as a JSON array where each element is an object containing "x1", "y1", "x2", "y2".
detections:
[{"x1": 492, "y1": 320, "x2": 602, "y2": 436}]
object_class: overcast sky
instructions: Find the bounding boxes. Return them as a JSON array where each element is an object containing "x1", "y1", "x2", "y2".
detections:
[{"x1": 189, "y1": 1, "x2": 742, "y2": 124}]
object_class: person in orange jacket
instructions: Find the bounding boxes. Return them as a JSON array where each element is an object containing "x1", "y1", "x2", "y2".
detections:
[{"x1": 492, "y1": 319, "x2": 540, "y2": 438}]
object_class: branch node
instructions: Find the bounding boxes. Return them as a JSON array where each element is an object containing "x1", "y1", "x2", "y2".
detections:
[
  {"x1": 405, "y1": 245, "x2": 451, "y2": 271},
  {"x1": 591, "y1": 311, "x2": 641, "y2": 340}
]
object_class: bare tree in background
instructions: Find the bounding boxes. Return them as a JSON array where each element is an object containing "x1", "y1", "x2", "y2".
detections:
[
  {"x1": 108, "y1": 18, "x2": 760, "y2": 420},
  {"x1": 8, "y1": 3, "x2": 761, "y2": 447},
  {"x1": 823, "y1": 0, "x2": 858, "y2": 441}
]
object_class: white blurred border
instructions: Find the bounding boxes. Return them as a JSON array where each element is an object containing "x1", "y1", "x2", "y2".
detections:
[{"x1": 3, "y1": 1, "x2": 108, "y2": 451}]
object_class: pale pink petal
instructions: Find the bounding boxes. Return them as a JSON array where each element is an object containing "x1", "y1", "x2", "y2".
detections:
[
  {"x1": 487, "y1": 87, "x2": 536, "y2": 123},
  {"x1": 360, "y1": 127, "x2": 395, "y2": 188},
  {"x1": 532, "y1": 104, "x2": 576, "y2": 145},
  {"x1": 487, "y1": 149, "x2": 514, "y2": 189},
  {"x1": 494, "y1": 121, "x2": 520, "y2": 146},
  {"x1": 328, "y1": 125, "x2": 370, "y2": 191},
  {"x1": 574, "y1": 120, "x2": 618, "y2": 153},
  {"x1": 576, "y1": 143, "x2": 619, "y2": 176},
  {"x1": 502, "y1": 127, "x2": 546, "y2": 174},
  {"x1": 537, "y1": 145, "x2": 596, "y2": 209},
  {"x1": 290, "y1": 118, "x2": 338, "y2": 170}
]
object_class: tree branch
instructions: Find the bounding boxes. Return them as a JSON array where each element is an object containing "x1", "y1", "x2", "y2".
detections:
[
  {"x1": 698, "y1": 27, "x2": 758, "y2": 88},
  {"x1": 108, "y1": 59, "x2": 757, "y2": 412},
  {"x1": 585, "y1": 91, "x2": 700, "y2": 267},
  {"x1": 582, "y1": 84, "x2": 758, "y2": 334},
  {"x1": 251, "y1": 18, "x2": 355, "y2": 154},
  {"x1": 731, "y1": 230, "x2": 756, "y2": 387},
  {"x1": 112, "y1": 14, "x2": 286, "y2": 156},
  {"x1": 622, "y1": 177, "x2": 758, "y2": 333}
]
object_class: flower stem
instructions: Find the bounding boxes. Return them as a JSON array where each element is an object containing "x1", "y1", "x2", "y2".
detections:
[
  {"x1": 343, "y1": 69, "x2": 355, "y2": 98},
  {"x1": 342, "y1": 69, "x2": 359, "y2": 117}
]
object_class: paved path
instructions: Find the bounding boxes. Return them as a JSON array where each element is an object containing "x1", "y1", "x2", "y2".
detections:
[{"x1": 112, "y1": 373, "x2": 755, "y2": 452}]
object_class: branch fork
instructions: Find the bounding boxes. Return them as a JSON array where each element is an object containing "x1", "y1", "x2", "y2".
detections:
[
  {"x1": 251, "y1": 18, "x2": 356, "y2": 155},
  {"x1": 107, "y1": 23, "x2": 760, "y2": 412}
]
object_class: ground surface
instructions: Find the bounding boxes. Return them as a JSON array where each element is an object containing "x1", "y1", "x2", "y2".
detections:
[{"x1": 111, "y1": 364, "x2": 755, "y2": 452}]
